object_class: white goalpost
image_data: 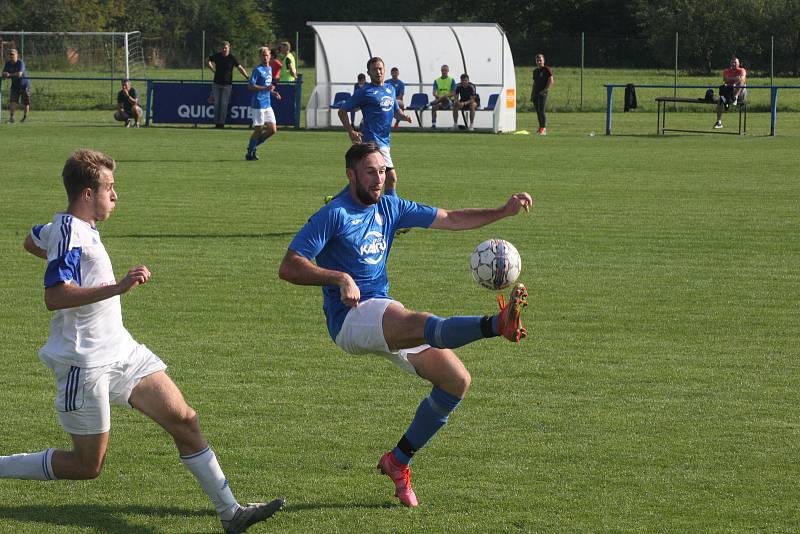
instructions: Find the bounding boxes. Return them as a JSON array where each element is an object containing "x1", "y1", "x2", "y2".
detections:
[
  {"x1": 0, "y1": 31, "x2": 146, "y2": 79},
  {"x1": 0, "y1": 31, "x2": 146, "y2": 120}
]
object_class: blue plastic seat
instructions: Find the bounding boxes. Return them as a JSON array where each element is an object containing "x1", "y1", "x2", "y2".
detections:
[
  {"x1": 330, "y1": 91, "x2": 351, "y2": 109},
  {"x1": 405, "y1": 93, "x2": 429, "y2": 127}
]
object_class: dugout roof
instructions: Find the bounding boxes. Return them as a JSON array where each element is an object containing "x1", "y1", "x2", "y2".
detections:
[{"x1": 305, "y1": 22, "x2": 516, "y2": 132}]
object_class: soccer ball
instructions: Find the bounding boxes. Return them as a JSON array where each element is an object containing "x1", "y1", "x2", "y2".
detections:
[{"x1": 470, "y1": 239, "x2": 522, "y2": 290}]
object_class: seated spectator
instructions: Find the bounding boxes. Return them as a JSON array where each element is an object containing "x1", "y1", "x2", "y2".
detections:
[
  {"x1": 386, "y1": 67, "x2": 406, "y2": 128},
  {"x1": 714, "y1": 56, "x2": 747, "y2": 129},
  {"x1": 452, "y1": 74, "x2": 479, "y2": 131},
  {"x1": 114, "y1": 79, "x2": 142, "y2": 127},
  {"x1": 430, "y1": 64, "x2": 455, "y2": 128}
]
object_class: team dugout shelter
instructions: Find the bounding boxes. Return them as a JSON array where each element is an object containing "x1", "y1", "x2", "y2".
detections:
[{"x1": 305, "y1": 22, "x2": 517, "y2": 133}]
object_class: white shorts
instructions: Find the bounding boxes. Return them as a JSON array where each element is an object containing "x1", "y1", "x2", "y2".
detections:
[
  {"x1": 45, "y1": 344, "x2": 167, "y2": 435},
  {"x1": 334, "y1": 298, "x2": 429, "y2": 376},
  {"x1": 378, "y1": 145, "x2": 394, "y2": 169},
  {"x1": 251, "y1": 107, "x2": 276, "y2": 126}
]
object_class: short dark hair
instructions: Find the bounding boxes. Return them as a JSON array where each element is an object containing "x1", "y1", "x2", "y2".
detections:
[
  {"x1": 367, "y1": 56, "x2": 384, "y2": 71},
  {"x1": 345, "y1": 143, "x2": 381, "y2": 170},
  {"x1": 460, "y1": 74, "x2": 469, "y2": 81},
  {"x1": 62, "y1": 149, "x2": 116, "y2": 203},
  {"x1": 357, "y1": 73, "x2": 366, "y2": 80}
]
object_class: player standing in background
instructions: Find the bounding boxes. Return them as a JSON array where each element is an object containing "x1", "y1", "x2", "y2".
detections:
[
  {"x1": 279, "y1": 142, "x2": 533, "y2": 508},
  {"x1": 246, "y1": 47, "x2": 282, "y2": 161},
  {"x1": 337, "y1": 57, "x2": 411, "y2": 194},
  {"x1": 276, "y1": 42, "x2": 297, "y2": 82},
  {"x1": 3, "y1": 149, "x2": 284, "y2": 533},
  {"x1": 385, "y1": 67, "x2": 406, "y2": 129}
]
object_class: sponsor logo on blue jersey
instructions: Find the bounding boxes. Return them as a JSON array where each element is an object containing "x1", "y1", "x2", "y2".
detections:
[{"x1": 359, "y1": 231, "x2": 387, "y2": 265}]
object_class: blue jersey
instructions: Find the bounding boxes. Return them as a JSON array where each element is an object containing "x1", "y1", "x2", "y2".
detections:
[
  {"x1": 386, "y1": 78, "x2": 405, "y2": 98},
  {"x1": 341, "y1": 83, "x2": 399, "y2": 147},
  {"x1": 3, "y1": 59, "x2": 30, "y2": 89},
  {"x1": 289, "y1": 186, "x2": 438, "y2": 340},
  {"x1": 249, "y1": 64, "x2": 273, "y2": 109}
]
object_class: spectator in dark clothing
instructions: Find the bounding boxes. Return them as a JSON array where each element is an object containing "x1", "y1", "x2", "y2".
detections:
[
  {"x1": 2, "y1": 49, "x2": 31, "y2": 123},
  {"x1": 452, "y1": 74, "x2": 478, "y2": 131},
  {"x1": 207, "y1": 41, "x2": 249, "y2": 129},
  {"x1": 531, "y1": 53, "x2": 553, "y2": 136},
  {"x1": 114, "y1": 79, "x2": 142, "y2": 127}
]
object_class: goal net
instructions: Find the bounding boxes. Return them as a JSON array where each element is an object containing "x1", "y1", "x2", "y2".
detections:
[{"x1": 0, "y1": 31, "x2": 146, "y2": 113}]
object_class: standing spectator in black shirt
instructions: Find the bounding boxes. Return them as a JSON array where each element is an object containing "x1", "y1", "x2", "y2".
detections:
[
  {"x1": 207, "y1": 41, "x2": 249, "y2": 129},
  {"x1": 531, "y1": 53, "x2": 553, "y2": 136}
]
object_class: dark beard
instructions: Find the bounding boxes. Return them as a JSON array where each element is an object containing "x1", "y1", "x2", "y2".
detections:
[{"x1": 355, "y1": 180, "x2": 379, "y2": 205}]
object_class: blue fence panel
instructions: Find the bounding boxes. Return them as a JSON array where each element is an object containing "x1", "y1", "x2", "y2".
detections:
[{"x1": 150, "y1": 79, "x2": 301, "y2": 127}]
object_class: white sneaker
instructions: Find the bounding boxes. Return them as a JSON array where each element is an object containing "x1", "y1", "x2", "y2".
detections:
[
  {"x1": 450, "y1": 125, "x2": 459, "y2": 131},
  {"x1": 713, "y1": 121, "x2": 723, "y2": 129},
  {"x1": 468, "y1": 125, "x2": 474, "y2": 131}
]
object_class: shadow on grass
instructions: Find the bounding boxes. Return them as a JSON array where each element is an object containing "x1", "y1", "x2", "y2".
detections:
[
  {"x1": 111, "y1": 232, "x2": 296, "y2": 239},
  {"x1": 284, "y1": 502, "x2": 395, "y2": 512},
  {"x1": 0, "y1": 503, "x2": 212, "y2": 533}
]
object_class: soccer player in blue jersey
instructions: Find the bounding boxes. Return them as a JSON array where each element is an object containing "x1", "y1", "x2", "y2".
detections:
[
  {"x1": 338, "y1": 57, "x2": 411, "y2": 193},
  {"x1": 279, "y1": 143, "x2": 533, "y2": 508},
  {"x1": 385, "y1": 67, "x2": 406, "y2": 129},
  {"x1": 2, "y1": 149, "x2": 284, "y2": 533},
  {"x1": 246, "y1": 47, "x2": 282, "y2": 161}
]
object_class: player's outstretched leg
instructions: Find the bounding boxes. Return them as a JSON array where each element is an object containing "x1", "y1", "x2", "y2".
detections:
[
  {"x1": 420, "y1": 283, "x2": 529, "y2": 349},
  {"x1": 496, "y1": 283, "x2": 529, "y2": 342},
  {"x1": 221, "y1": 499, "x2": 286, "y2": 534}
]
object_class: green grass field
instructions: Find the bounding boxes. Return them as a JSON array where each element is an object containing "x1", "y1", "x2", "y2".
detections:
[{"x1": 1, "y1": 111, "x2": 799, "y2": 533}]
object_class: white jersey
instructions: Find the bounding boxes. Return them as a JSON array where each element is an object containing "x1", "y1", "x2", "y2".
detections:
[{"x1": 31, "y1": 213, "x2": 136, "y2": 367}]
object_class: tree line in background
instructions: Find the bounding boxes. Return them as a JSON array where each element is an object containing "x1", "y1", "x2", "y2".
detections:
[{"x1": 3, "y1": 0, "x2": 799, "y2": 74}]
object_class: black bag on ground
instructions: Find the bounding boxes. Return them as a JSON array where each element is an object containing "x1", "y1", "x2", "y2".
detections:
[
  {"x1": 624, "y1": 84, "x2": 637, "y2": 112},
  {"x1": 704, "y1": 89, "x2": 714, "y2": 102}
]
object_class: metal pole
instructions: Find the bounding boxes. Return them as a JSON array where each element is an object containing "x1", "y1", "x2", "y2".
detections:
[
  {"x1": 201, "y1": 31, "x2": 205, "y2": 81},
  {"x1": 124, "y1": 32, "x2": 130, "y2": 79},
  {"x1": 111, "y1": 34, "x2": 115, "y2": 104},
  {"x1": 580, "y1": 32, "x2": 584, "y2": 111},
  {"x1": 770, "y1": 35, "x2": 774, "y2": 86},
  {"x1": 21, "y1": 31, "x2": 24, "y2": 58},
  {"x1": 674, "y1": 32, "x2": 678, "y2": 109},
  {"x1": 295, "y1": 30, "x2": 299, "y2": 68},
  {"x1": 770, "y1": 86, "x2": 778, "y2": 136},
  {"x1": 605, "y1": 85, "x2": 613, "y2": 135}
]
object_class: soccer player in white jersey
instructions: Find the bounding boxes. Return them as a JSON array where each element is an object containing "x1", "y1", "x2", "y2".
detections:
[
  {"x1": 246, "y1": 47, "x2": 281, "y2": 161},
  {"x1": 2, "y1": 149, "x2": 283, "y2": 533},
  {"x1": 279, "y1": 143, "x2": 533, "y2": 507}
]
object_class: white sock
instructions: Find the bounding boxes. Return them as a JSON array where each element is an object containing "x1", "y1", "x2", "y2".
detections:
[
  {"x1": 0, "y1": 448, "x2": 57, "y2": 480},
  {"x1": 180, "y1": 446, "x2": 239, "y2": 519}
]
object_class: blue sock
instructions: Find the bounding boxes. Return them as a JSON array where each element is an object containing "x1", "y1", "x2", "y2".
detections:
[
  {"x1": 256, "y1": 136, "x2": 267, "y2": 146},
  {"x1": 392, "y1": 387, "x2": 462, "y2": 465},
  {"x1": 247, "y1": 138, "x2": 258, "y2": 151},
  {"x1": 424, "y1": 315, "x2": 495, "y2": 349}
]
